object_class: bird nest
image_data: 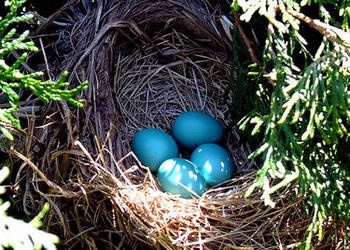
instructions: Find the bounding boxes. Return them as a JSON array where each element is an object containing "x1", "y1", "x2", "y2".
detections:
[{"x1": 8, "y1": 0, "x2": 314, "y2": 249}]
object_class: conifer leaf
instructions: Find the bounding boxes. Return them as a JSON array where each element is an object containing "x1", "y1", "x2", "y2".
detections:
[{"x1": 234, "y1": 1, "x2": 350, "y2": 248}]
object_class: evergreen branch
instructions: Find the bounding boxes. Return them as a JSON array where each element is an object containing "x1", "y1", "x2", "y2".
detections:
[
  {"x1": 233, "y1": 1, "x2": 350, "y2": 248},
  {"x1": 0, "y1": 167, "x2": 60, "y2": 250},
  {"x1": 0, "y1": 0, "x2": 88, "y2": 142},
  {"x1": 286, "y1": 7, "x2": 350, "y2": 49}
]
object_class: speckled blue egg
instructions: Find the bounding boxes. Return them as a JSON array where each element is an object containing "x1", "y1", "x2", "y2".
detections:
[
  {"x1": 190, "y1": 143, "x2": 235, "y2": 186},
  {"x1": 172, "y1": 111, "x2": 224, "y2": 150},
  {"x1": 132, "y1": 128, "x2": 178, "y2": 172},
  {"x1": 157, "y1": 158, "x2": 207, "y2": 198}
]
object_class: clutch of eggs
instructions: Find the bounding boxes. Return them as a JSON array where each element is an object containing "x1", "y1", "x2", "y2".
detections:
[
  {"x1": 190, "y1": 143, "x2": 235, "y2": 186},
  {"x1": 131, "y1": 128, "x2": 178, "y2": 172},
  {"x1": 172, "y1": 111, "x2": 224, "y2": 150},
  {"x1": 157, "y1": 158, "x2": 207, "y2": 198},
  {"x1": 131, "y1": 111, "x2": 235, "y2": 198}
]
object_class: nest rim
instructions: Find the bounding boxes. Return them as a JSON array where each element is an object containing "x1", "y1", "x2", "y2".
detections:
[{"x1": 4, "y1": 0, "x2": 327, "y2": 249}]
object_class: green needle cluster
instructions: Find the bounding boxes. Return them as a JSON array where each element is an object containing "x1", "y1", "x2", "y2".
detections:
[
  {"x1": 0, "y1": 0, "x2": 88, "y2": 141},
  {"x1": 232, "y1": 0, "x2": 350, "y2": 248}
]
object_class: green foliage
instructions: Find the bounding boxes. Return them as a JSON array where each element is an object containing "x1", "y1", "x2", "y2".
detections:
[
  {"x1": 232, "y1": 0, "x2": 350, "y2": 249},
  {"x1": 0, "y1": 0, "x2": 88, "y2": 141},
  {"x1": 0, "y1": 166, "x2": 60, "y2": 250}
]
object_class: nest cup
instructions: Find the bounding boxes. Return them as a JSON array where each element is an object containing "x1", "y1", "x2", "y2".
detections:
[{"x1": 14, "y1": 0, "x2": 313, "y2": 249}]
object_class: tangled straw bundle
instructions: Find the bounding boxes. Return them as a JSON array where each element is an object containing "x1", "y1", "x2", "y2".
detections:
[{"x1": 8, "y1": 0, "x2": 321, "y2": 249}]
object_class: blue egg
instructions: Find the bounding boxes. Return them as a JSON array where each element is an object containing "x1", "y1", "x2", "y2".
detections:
[
  {"x1": 157, "y1": 158, "x2": 207, "y2": 198},
  {"x1": 190, "y1": 143, "x2": 235, "y2": 186},
  {"x1": 132, "y1": 128, "x2": 178, "y2": 172},
  {"x1": 172, "y1": 111, "x2": 223, "y2": 150}
]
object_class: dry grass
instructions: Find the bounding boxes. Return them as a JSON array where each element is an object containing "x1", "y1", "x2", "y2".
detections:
[{"x1": 3, "y1": 0, "x2": 334, "y2": 249}]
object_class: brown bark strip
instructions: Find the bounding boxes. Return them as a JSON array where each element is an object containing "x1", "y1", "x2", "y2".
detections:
[
  {"x1": 233, "y1": 12, "x2": 259, "y2": 64},
  {"x1": 286, "y1": 7, "x2": 350, "y2": 48}
]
